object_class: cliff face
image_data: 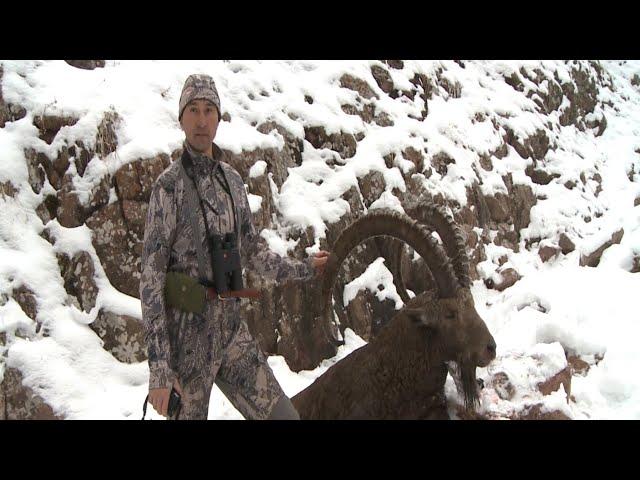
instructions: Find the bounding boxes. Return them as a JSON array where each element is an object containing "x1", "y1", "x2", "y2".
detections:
[{"x1": 1, "y1": 60, "x2": 639, "y2": 419}]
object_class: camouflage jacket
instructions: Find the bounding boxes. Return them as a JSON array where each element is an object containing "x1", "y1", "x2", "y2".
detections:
[{"x1": 140, "y1": 141, "x2": 314, "y2": 390}]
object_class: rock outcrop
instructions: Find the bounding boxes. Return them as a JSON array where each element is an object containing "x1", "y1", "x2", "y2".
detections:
[
  {"x1": 1, "y1": 60, "x2": 631, "y2": 418},
  {"x1": 0, "y1": 367, "x2": 63, "y2": 420}
]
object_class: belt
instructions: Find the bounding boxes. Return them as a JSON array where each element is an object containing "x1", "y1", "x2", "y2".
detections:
[
  {"x1": 165, "y1": 271, "x2": 261, "y2": 314},
  {"x1": 207, "y1": 287, "x2": 261, "y2": 301}
]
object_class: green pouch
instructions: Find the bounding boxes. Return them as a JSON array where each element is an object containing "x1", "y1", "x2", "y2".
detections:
[{"x1": 165, "y1": 272, "x2": 206, "y2": 314}]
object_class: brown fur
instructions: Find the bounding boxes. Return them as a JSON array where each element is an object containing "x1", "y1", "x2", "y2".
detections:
[
  {"x1": 292, "y1": 209, "x2": 495, "y2": 420},
  {"x1": 292, "y1": 289, "x2": 494, "y2": 419}
]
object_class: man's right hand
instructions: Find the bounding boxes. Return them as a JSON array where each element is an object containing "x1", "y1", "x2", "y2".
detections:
[{"x1": 149, "y1": 379, "x2": 183, "y2": 417}]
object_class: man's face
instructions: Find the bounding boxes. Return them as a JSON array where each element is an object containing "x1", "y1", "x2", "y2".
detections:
[{"x1": 180, "y1": 99, "x2": 220, "y2": 154}]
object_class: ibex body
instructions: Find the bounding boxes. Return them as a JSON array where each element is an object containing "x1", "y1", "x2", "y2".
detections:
[{"x1": 291, "y1": 207, "x2": 496, "y2": 420}]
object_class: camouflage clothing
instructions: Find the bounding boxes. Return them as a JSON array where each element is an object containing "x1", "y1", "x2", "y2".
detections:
[{"x1": 140, "y1": 141, "x2": 313, "y2": 419}]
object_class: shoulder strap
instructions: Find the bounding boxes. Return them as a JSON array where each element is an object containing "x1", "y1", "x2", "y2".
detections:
[
  {"x1": 214, "y1": 163, "x2": 240, "y2": 245},
  {"x1": 212, "y1": 144, "x2": 241, "y2": 244},
  {"x1": 180, "y1": 153, "x2": 210, "y2": 284}
]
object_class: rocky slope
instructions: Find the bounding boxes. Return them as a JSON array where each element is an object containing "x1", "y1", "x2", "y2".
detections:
[{"x1": 1, "y1": 60, "x2": 639, "y2": 419}]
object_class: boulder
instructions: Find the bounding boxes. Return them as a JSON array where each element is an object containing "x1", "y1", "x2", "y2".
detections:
[
  {"x1": 357, "y1": 171, "x2": 386, "y2": 208},
  {"x1": 484, "y1": 193, "x2": 511, "y2": 223},
  {"x1": 539, "y1": 244, "x2": 561, "y2": 263},
  {"x1": 383, "y1": 60, "x2": 404, "y2": 70},
  {"x1": 24, "y1": 148, "x2": 51, "y2": 195},
  {"x1": 32, "y1": 114, "x2": 78, "y2": 145},
  {"x1": 510, "y1": 183, "x2": 537, "y2": 234},
  {"x1": 537, "y1": 365, "x2": 572, "y2": 400},
  {"x1": 276, "y1": 277, "x2": 340, "y2": 371},
  {"x1": 304, "y1": 125, "x2": 357, "y2": 160},
  {"x1": 567, "y1": 355, "x2": 590, "y2": 376},
  {"x1": 0, "y1": 367, "x2": 63, "y2": 420},
  {"x1": 428, "y1": 152, "x2": 456, "y2": 178},
  {"x1": 1, "y1": 181, "x2": 17, "y2": 198},
  {"x1": 64, "y1": 141, "x2": 94, "y2": 177},
  {"x1": 493, "y1": 268, "x2": 521, "y2": 292},
  {"x1": 121, "y1": 200, "x2": 148, "y2": 240},
  {"x1": 90, "y1": 310, "x2": 147, "y2": 363},
  {"x1": 343, "y1": 289, "x2": 398, "y2": 341},
  {"x1": 243, "y1": 269, "x2": 338, "y2": 372},
  {"x1": 86, "y1": 203, "x2": 141, "y2": 298},
  {"x1": 56, "y1": 174, "x2": 87, "y2": 228},
  {"x1": 494, "y1": 225, "x2": 519, "y2": 252},
  {"x1": 11, "y1": 285, "x2": 38, "y2": 322},
  {"x1": 525, "y1": 165, "x2": 560, "y2": 185},
  {"x1": 94, "y1": 110, "x2": 120, "y2": 159},
  {"x1": 57, "y1": 251, "x2": 99, "y2": 313},
  {"x1": 370, "y1": 65, "x2": 399, "y2": 98},
  {"x1": 408, "y1": 73, "x2": 434, "y2": 120},
  {"x1": 247, "y1": 172, "x2": 275, "y2": 234},
  {"x1": 540, "y1": 79, "x2": 564, "y2": 114},
  {"x1": 504, "y1": 128, "x2": 550, "y2": 161},
  {"x1": 435, "y1": 71, "x2": 462, "y2": 99},
  {"x1": 511, "y1": 403, "x2": 571, "y2": 420},
  {"x1": 65, "y1": 60, "x2": 105, "y2": 70},
  {"x1": 402, "y1": 147, "x2": 424, "y2": 175},
  {"x1": 559, "y1": 66, "x2": 599, "y2": 129},
  {"x1": 221, "y1": 122, "x2": 303, "y2": 190},
  {"x1": 341, "y1": 103, "x2": 392, "y2": 127},
  {"x1": 579, "y1": 228, "x2": 624, "y2": 267},
  {"x1": 339, "y1": 73, "x2": 378, "y2": 100},
  {"x1": 114, "y1": 155, "x2": 167, "y2": 202},
  {"x1": 0, "y1": 66, "x2": 27, "y2": 127},
  {"x1": 479, "y1": 154, "x2": 493, "y2": 171},
  {"x1": 559, "y1": 233, "x2": 576, "y2": 254}
]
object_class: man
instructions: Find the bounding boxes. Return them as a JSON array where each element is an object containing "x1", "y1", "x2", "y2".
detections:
[{"x1": 141, "y1": 73, "x2": 329, "y2": 420}]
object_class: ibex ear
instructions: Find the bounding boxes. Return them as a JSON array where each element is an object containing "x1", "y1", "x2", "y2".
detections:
[{"x1": 404, "y1": 307, "x2": 437, "y2": 329}]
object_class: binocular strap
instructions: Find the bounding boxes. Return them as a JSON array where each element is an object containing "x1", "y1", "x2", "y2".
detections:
[
  {"x1": 181, "y1": 163, "x2": 210, "y2": 283},
  {"x1": 180, "y1": 152, "x2": 241, "y2": 286}
]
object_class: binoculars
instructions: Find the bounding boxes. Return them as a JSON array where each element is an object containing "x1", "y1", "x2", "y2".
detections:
[{"x1": 210, "y1": 232, "x2": 243, "y2": 293}]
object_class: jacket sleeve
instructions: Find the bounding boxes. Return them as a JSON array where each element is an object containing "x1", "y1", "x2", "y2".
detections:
[
  {"x1": 238, "y1": 187, "x2": 315, "y2": 283},
  {"x1": 140, "y1": 180, "x2": 177, "y2": 390}
]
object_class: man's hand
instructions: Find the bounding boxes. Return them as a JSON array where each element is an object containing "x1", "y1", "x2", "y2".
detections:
[
  {"x1": 149, "y1": 378, "x2": 183, "y2": 417},
  {"x1": 312, "y1": 250, "x2": 330, "y2": 277}
]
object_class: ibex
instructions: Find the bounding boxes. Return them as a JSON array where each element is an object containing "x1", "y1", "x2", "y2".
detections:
[{"x1": 291, "y1": 207, "x2": 496, "y2": 419}]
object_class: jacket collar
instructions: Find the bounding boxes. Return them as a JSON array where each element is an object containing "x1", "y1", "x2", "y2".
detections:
[{"x1": 183, "y1": 140, "x2": 224, "y2": 175}]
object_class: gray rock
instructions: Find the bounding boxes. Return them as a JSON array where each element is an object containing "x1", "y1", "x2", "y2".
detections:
[
  {"x1": 580, "y1": 229, "x2": 624, "y2": 267},
  {"x1": 90, "y1": 310, "x2": 147, "y2": 363},
  {"x1": 559, "y1": 233, "x2": 576, "y2": 254},
  {"x1": 0, "y1": 367, "x2": 63, "y2": 420}
]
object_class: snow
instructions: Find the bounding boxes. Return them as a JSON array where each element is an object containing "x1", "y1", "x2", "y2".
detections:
[
  {"x1": 248, "y1": 160, "x2": 268, "y2": 178},
  {"x1": 466, "y1": 266, "x2": 640, "y2": 419},
  {"x1": 247, "y1": 193, "x2": 263, "y2": 213},
  {"x1": 1, "y1": 59, "x2": 640, "y2": 419},
  {"x1": 343, "y1": 257, "x2": 403, "y2": 310},
  {"x1": 259, "y1": 228, "x2": 299, "y2": 258}
]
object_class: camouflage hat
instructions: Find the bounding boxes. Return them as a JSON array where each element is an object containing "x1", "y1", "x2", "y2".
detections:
[{"x1": 179, "y1": 74, "x2": 221, "y2": 121}]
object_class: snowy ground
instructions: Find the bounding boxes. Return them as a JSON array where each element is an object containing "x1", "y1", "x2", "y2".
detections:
[{"x1": 1, "y1": 60, "x2": 639, "y2": 419}]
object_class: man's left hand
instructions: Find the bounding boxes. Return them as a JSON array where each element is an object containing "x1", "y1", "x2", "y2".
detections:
[{"x1": 311, "y1": 250, "x2": 330, "y2": 276}]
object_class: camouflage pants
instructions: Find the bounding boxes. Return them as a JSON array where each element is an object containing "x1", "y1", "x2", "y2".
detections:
[{"x1": 169, "y1": 303, "x2": 298, "y2": 420}]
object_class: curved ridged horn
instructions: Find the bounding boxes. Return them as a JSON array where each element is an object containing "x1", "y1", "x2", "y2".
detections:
[
  {"x1": 404, "y1": 199, "x2": 471, "y2": 289},
  {"x1": 322, "y1": 209, "x2": 459, "y2": 331}
]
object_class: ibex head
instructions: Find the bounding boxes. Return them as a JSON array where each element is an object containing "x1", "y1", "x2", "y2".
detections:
[
  {"x1": 320, "y1": 206, "x2": 496, "y2": 411},
  {"x1": 403, "y1": 289, "x2": 496, "y2": 368}
]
